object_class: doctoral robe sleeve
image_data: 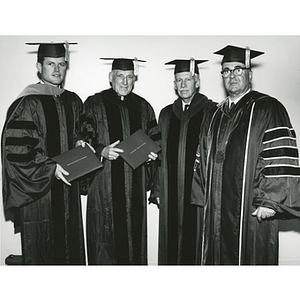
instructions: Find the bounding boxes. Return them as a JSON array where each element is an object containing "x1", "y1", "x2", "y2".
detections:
[
  {"x1": 149, "y1": 113, "x2": 162, "y2": 204},
  {"x1": 81, "y1": 96, "x2": 106, "y2": 157},
  {"x1": 190, "y1": 104, "x2": 217, "y2": 206},
  {"x1": 253, "y1": 99, "x2": 300, "y2": 218},
  {"x1": 70, "y1": 92, "x2": 84, "y2": 146},
  {"x1": 79, "y1": 96, "x2": 105, "y2": 195},
  {"x1": 144, "y1": 102, "x2": 159, "y2": 192},
  {"x1": 2, "y1": 97, "x2": 56, "y2": 212}
]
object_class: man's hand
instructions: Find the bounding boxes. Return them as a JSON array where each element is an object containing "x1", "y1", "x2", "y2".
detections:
[
  {"x1": 75, "y1": 140, "x2": 96, "y2": 153},
  {"x1": 101, "y1": 140, "x2": 124, "y2": 161},
  {"x1": 252, "y1": 206, "x2": 276, "y2": 222},
  {"x1": 147, "y1": 152, "x2": 158, "y2": 162},
  {"x1": 55, "y1": 164, "x2": 71, "y2": 186}
]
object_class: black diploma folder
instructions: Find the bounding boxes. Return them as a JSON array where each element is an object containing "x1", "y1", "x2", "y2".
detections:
[
  {"x1": 118, "y1": 129, "x2": 160, "y2": 169},
  {"x1": 52, "y1": 146, "x2": 103, "y2": 182}
]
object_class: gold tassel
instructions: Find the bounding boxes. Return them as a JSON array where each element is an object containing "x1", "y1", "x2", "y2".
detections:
[
  {"x1": 245, "y1": 46, "x2": 250, "y2": 69},
  {"x1": 133, "y1": 57, "x2": 139, "y2": 76},
  {"x1": 190, "y1": 57, "x2": 195, "y2": 76},
  {"x1": 64, "y1": 40, "x2": 70, "y2": 62}
]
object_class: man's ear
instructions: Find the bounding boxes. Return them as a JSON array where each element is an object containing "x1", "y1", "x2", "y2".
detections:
[
  {"x1": 108, "y1": 71, "x2": 113, "y2": 83},
  {"x1": 249, "y1": 70, "x2": 253, "y2": 83},
  {"x1": 173, "y1": 80, "x2": 177, "y2": 90},
  {"x1": 36, "y1": 62, "x2": 42, "y2": 73},
  {"x1": 195, "y1": 75, "x2": 200, "y2": 88}
]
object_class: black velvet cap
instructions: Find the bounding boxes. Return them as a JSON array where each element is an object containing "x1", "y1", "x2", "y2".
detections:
[
  {"x1": 165, "y1": 59, "x2": 208, "y2": 74},
  {"x1": 26, "y1": 41, "x2": 77, "y2": 62},
  {"x1": 100, "y1": 58, "x2": 146, "y2": 71},
  {"x1": 214, "y1": 45, "x2": 264, "y2": 65}
]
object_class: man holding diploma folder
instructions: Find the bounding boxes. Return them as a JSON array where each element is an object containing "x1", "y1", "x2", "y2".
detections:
[
  {"x1": 82, "y1": 57, "x2": 159, "y2": 265},
  {"x1": 2, "y1": 41, "x2": 86, "y2": 265}
]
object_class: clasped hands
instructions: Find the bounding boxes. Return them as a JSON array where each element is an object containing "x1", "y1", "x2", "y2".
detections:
[{"x1": 54, "y1": 140, "x2": 95, "y2": 186}]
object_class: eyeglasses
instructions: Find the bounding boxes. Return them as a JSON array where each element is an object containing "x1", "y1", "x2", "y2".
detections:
[{"x1": 220, "y1": 67, "x2": 249, "y2": 78}]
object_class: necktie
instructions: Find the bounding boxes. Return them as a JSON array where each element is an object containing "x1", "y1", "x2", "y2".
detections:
[
  {"x1": 184, "y1": 104, "x2": 190, "y2": 111},
  {"x1": 230, "y1": 102, "x2": 235, "y2": 110}
]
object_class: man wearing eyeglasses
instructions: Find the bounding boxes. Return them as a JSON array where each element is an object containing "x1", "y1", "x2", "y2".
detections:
[
  {"x1": 199, "y1": 45, "x2": 300, "y2": 265},
  {"x1": 221, "y1": 63, "x2": 252, "y2": 104}
]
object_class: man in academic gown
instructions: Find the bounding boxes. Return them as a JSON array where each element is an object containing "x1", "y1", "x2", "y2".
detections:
[
  {"x1": 151, "y1": 59, "x2": 216, "y2": 265},
  {"x1": 1, "y1": 42, "x2": 86, "y2": 265},
  {"x1": 201, "y1": 45, "x2": 300, "y2": 265},
  {"x1": 81, "y1": 58, "x2": 158, "y2": 265}
]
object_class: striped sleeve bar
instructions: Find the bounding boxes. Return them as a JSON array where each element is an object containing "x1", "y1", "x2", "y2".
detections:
[
  {"x1": 261, "y1": 126, "x2": 300, "y2": 177},
  {"x1": 5, "y1": 120, "x2": 40, "y2": 163}
]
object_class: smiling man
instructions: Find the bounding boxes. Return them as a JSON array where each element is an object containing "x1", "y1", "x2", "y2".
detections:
[
  {"x1": 109, "y1": 67, "x2": 136, "y2": 97},
  {"x1": 200, "y1": 45, "x2": 300, "y2": 265},
  {"x1": 37, "y1": 57, "x2": 67, "y2": 87},
  {"x1": 150, "y1": 58, "x2": 216, "y2": 265},
  {"x1": 81, "y1": 57, "x2": 158, "y2": 265},
  {"x1": 1, "y1": 42, "x2": 86, "y2": 265}
]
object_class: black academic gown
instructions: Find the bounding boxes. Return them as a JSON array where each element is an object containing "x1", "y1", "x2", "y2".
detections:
[
  {"x1": 154, "y1": 93, "x2": 216, "y2": 265},
  {"x1": 202, "y1": 90, "x2": 300, "y2": 265},
  {"x1": 2, "y1": 83, "x2": 86, "y2": 265},
  {"x1": 81, "y1": 88, "x2": 159, "y2": 265}
]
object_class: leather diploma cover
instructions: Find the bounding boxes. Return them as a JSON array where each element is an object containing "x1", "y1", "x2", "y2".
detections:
[
  {"x1": 118, "y1": 129, "x2": 160, "y2": 169},
  {"x1": 52, "y1": 146, "x2": 103, "y2": 181}
]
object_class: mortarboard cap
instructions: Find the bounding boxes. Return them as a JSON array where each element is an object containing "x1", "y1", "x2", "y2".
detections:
[
  {"x1": 26, "y1": 41, "x2": 78, "y2": 62},
  {"x1": 100, "y1": 57, "x2": 146, "y2": 76},
  {"x1": 214, "y1": 45, "x2": 264, "y2": 68},
  {"x1": 165, "y1": 58, "x2": 208, "y2": 75}
]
